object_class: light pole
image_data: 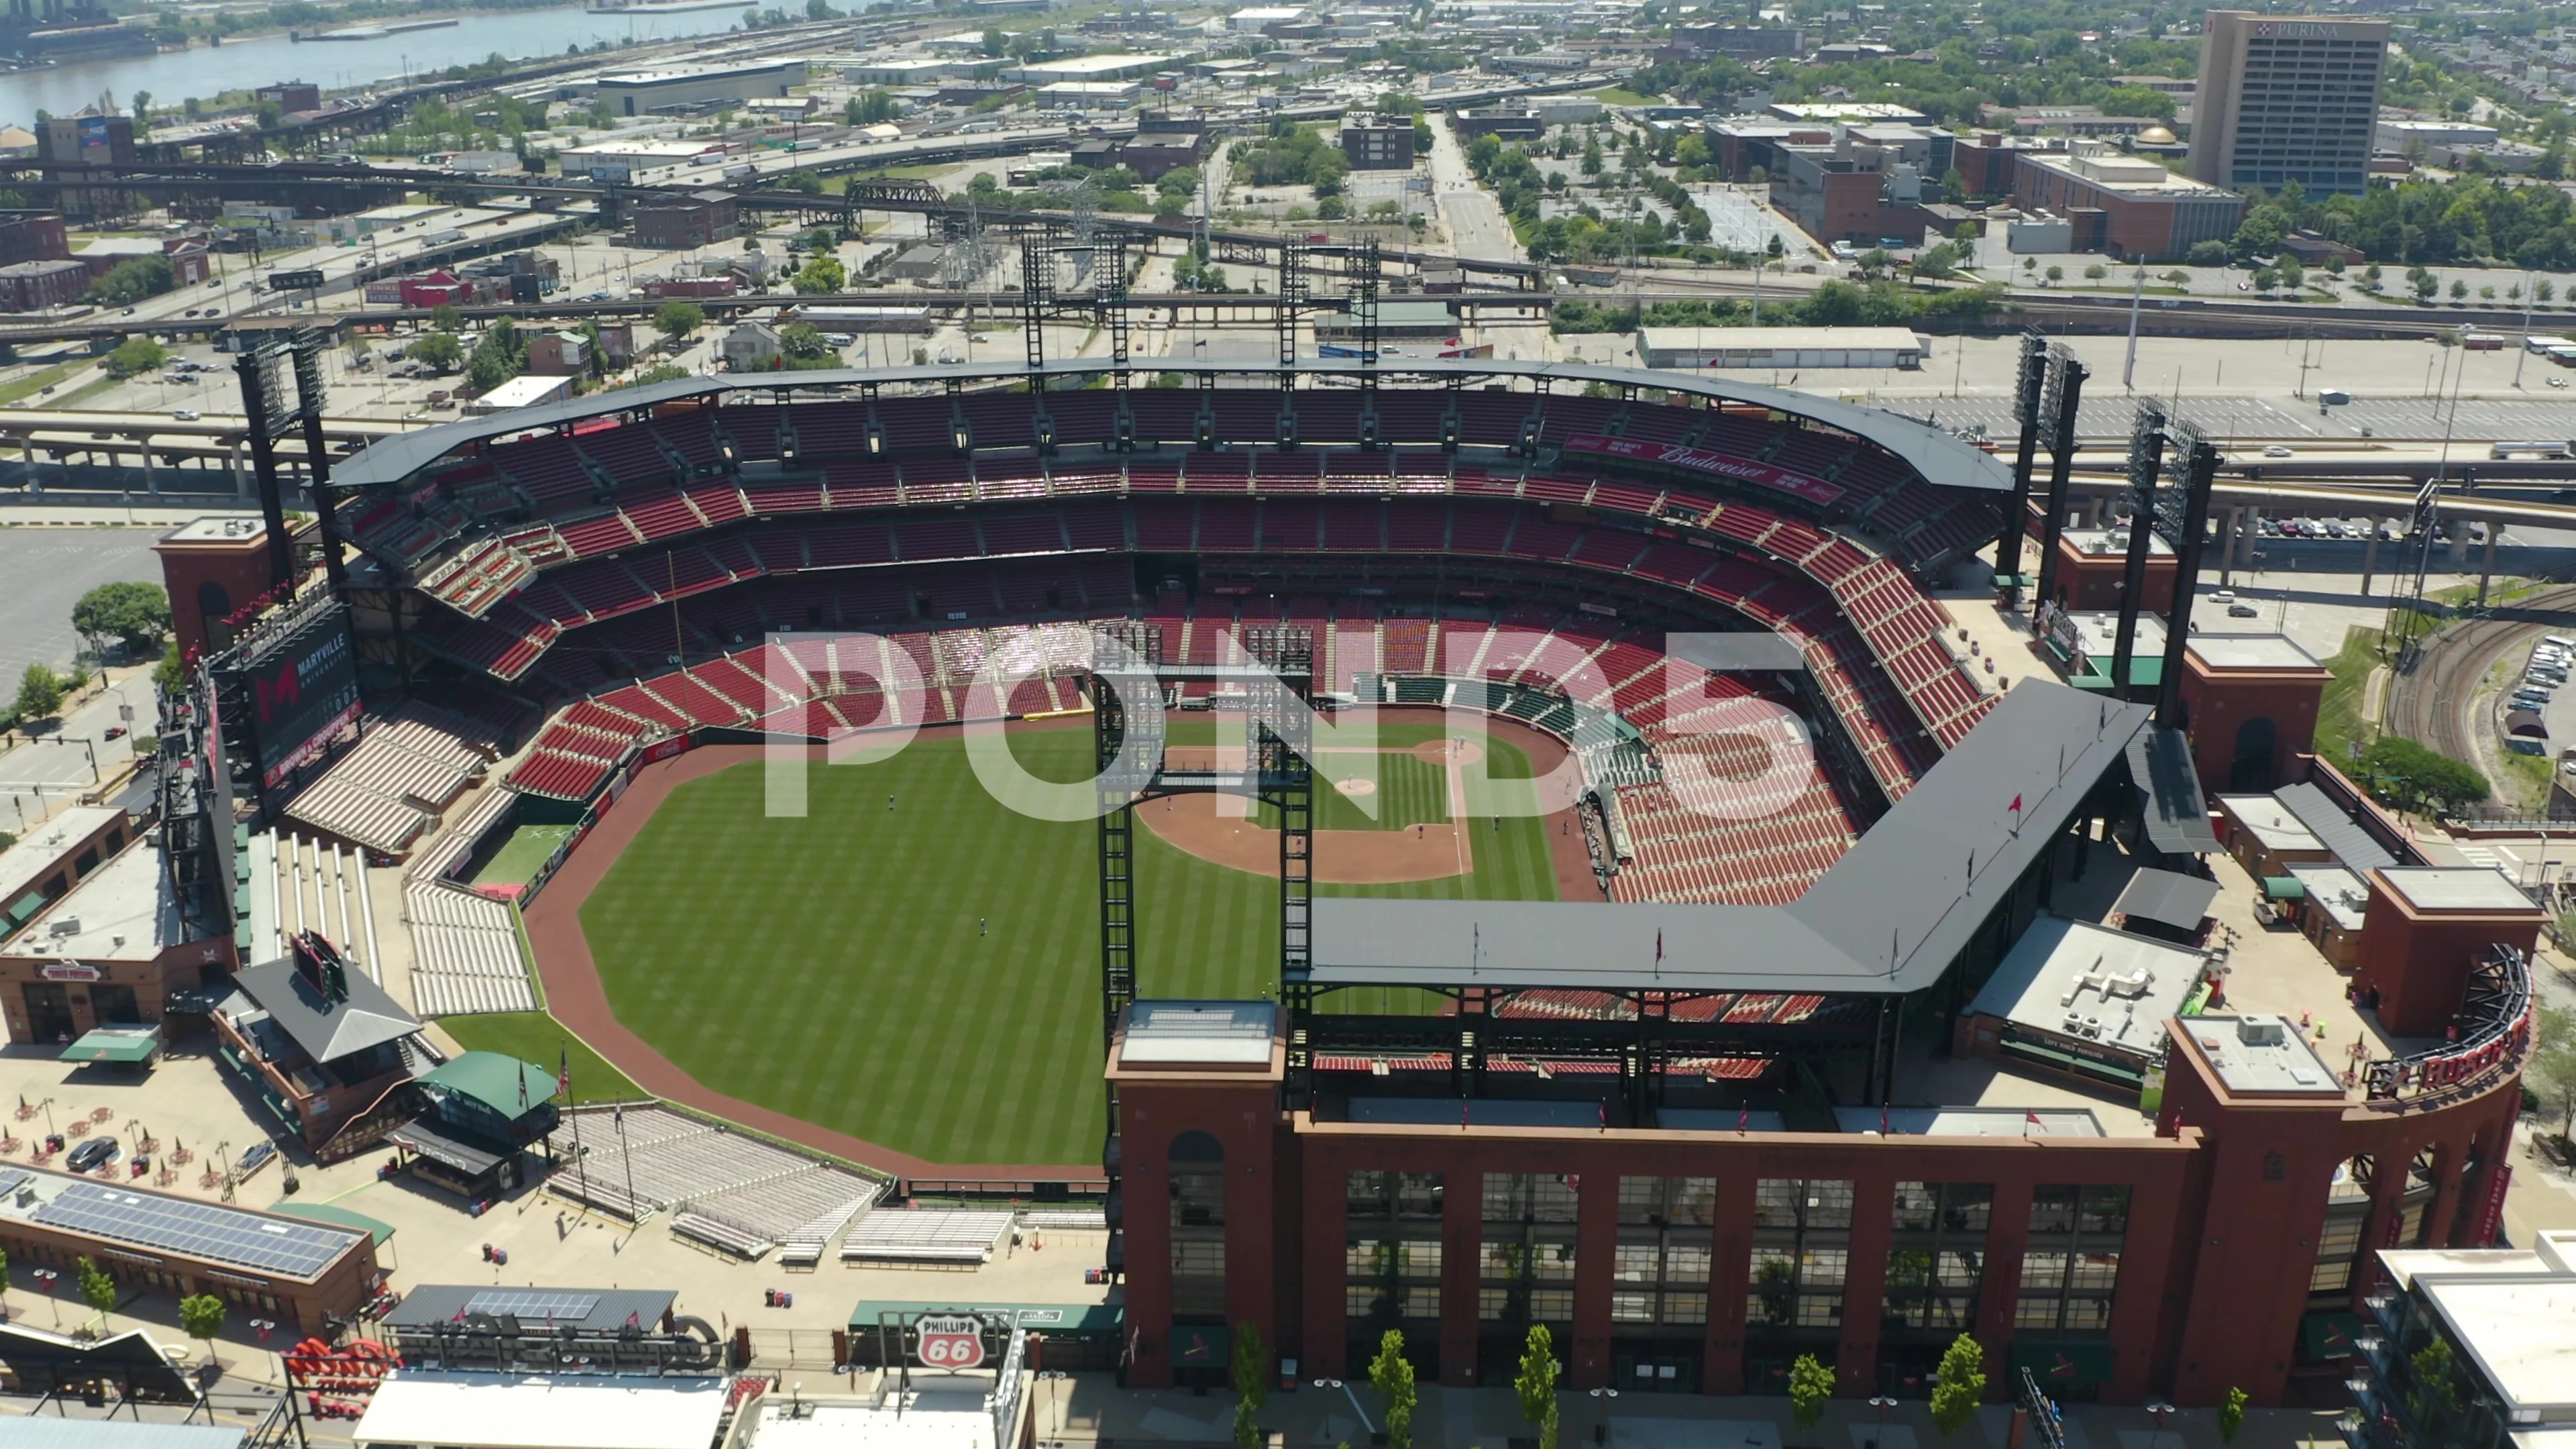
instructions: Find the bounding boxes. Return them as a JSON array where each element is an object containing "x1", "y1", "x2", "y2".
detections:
[
  {"x1": 1313, "y1": 1379, "x2": 1375, "y2": 1438},
  {"x1": 1589, "y1": 1385, "x2": 1619, "y2": 1446},
  {"x1": 2516, "y1": 270, "x2": 2534, "y2": 388},
  {"x1": 1862, "y1": 1393, "x2": 1899, "y2": 1449},
  {"x1": 1037, "y1": 1370, "x2": 1071, "y2": 1442}
]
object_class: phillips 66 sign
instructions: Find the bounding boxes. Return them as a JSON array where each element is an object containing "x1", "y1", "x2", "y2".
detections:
[{"x1": 915, "y1": 1314, "x2": 987, "y2": 1371}]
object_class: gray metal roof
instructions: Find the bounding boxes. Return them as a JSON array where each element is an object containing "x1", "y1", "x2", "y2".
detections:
[
  {"x1": 0, "y1": 1421, "x2": 243, "y2": 1449},
  {"x1": 385, "y1": 1284, "x2": 678, "y2": 1334},
  {"x1": 325, "y1": 358, "x2": 2011, "y2": 495},
  {"x1": 1309, "y1": 684, "x2": 2159, "y2": 996},
  {"x1": 2272, "y1": 781, "x2": 2399, "y2": 871},
  {"x1": 2110, "y1": 867, "x2": 2222, "y2": 932},
  {"x1": 2126, "y1": 724, "x2": 2221, "y2": 856},
  {"x1": 229, "y1": 957, "x2": 422, "y2": 1064}
]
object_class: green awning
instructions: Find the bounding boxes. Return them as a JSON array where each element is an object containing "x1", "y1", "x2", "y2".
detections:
[
  {"x1": 417, "y1": 1051, "x2": 557, "y2": 1119},
  {"x1": 2263, "y1": 876, "x2": 2307, "y2": 900},
  {"x1": 2301, "y1": 1309, "x2": 2365, "y2": 1362},
  {"x1": 58, "y1": 1029, "x2": 159, "y2": 1065},
  {"x1": 2010, "y1": 1338, "x2": 2115, "y2": 1386},
  {"x1": 1170, "y1": 1324, "x2": 1230, "y2": 1369},
  {"x1": 5, "y1": 891, "x2": 44, "y2": 928},
  {"x1": 272, "y1": 1201, "x2": 397, "y2": 1245}
]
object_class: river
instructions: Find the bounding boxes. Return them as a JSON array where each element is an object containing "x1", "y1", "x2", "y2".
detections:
[{"x1": 0, "y1": 3, "x2": 761, "y2": 124}]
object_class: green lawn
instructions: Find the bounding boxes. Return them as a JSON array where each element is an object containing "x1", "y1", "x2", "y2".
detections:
[
  {"x1": 2313, "y1": 624, "x2": 2384, "y2": 769},
  {"x1": 471, "y1": 822, "x2": 574, "y2": 888},
  {"x1": 1590, "y1": 86, "x2": 1660, "y2": 105},
  {"x1": 441, "y1": 1011, "x2": 644, "y2": 1104},
  {"x1": 578, "y1": 724, "x2": 1560, "y2": 1166}
]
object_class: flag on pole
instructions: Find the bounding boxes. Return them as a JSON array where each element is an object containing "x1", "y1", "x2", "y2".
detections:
[
  {"x1": 518, "y1": 1061, "x2": 529, "y2": 1114},
  {"x1": 2009, "y1": 793, "x2": 2023, "y2": 814},
  {"x1": 558, "y1": 1047, "x2": 572, "y2": 1100},
  {"x1": 1655, "y1": 930, "x2": 1664, "y2": 963},
  {"x1": 1880, "y1": 1102, "x2": 1890, "y2": 1136},
  {"x1": 1736, "y1": 1104, "x2": 1748, "y2": 1132}
]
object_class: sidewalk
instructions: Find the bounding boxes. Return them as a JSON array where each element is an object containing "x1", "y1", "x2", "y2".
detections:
[{"x1": 1020, "y1": 1381, "x2": 2350, "y2": 1449}]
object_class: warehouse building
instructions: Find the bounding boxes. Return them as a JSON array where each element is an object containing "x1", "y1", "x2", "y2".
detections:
[
  {"x1": 1635, "y1": 325, "x2": 1928, "y2": 370},
  {"x1": 594, "y1": 60, "x2": 808, "y2": 117}
]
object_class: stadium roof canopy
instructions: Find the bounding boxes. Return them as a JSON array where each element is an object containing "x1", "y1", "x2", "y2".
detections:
[
  {"x1": 1309, "y1": 685, "x2": 2187, "y2": 996},
  {"x1": 326, "y1": 357, "x2": 2012, "y2": 495}
]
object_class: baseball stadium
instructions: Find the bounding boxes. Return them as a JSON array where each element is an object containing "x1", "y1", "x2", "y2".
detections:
[{"x1": 181, "y1": 313, "x2": 2531, "y2": 1416}]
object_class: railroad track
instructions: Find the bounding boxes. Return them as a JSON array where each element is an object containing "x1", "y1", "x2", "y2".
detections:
[{"x1": 2381, "y1": 582, "x2": 2576, "y2": 788}]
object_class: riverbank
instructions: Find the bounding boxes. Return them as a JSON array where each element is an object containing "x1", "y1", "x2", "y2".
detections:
[{"x1": 6, "y1": 0, "x2": 753, "y2": 119}]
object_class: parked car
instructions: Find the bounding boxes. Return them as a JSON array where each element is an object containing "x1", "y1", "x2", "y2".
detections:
[
  {"x1": 65, "y1": 1137, "x2": 117, "y2": 1173},
  {"x1": 2228, "y1": 602, "x2": 2261, "y2": 618}
]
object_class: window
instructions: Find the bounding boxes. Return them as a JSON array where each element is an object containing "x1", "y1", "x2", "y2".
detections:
[
  {"x1": 1748, "y1": 1179, "x2": 1851, "y2": 1340},
  {"x1": 2015, "y1": 1185, "x2": 2128, "y2": 1333},
  {"x1": 1348, "y1": 1171, "x2": 1443, "y2": 1332}
]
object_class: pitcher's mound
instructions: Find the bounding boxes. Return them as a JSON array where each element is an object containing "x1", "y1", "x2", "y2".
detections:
[
  {"x1": 1140, "y1": 793, "x2": 1468, "y2": 883},
  {"x1": 1334, "y1": 777, "x2": 1379, "y2": 798}
]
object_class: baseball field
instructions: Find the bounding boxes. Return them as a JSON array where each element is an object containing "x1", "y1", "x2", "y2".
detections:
[{"x1": 573, "y1": 718, "x2": 1564, "y2": 1169}]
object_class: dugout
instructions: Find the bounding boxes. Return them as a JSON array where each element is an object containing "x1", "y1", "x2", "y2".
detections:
[{"x1": 847, "y1": 1301, "x2": 1123, "y2": 1371}]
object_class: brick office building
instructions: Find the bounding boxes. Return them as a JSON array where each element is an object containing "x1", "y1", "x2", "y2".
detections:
[
  {"x1": 1105, "y1": 687, "x2": 2534, "y2": 1410},
  {"x1": 1112, "y1": 1001, "x2": 2524, "y2": 1409},
  {"x1": 2008, "y1": 147, "x2": 2243, "y2": 262}
]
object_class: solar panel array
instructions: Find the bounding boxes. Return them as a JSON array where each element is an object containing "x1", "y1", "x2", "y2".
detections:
[
  {"x1": 465, "y1": 1289, "x2": 601, "y2": 1322},
  {"x1": 0, "y1": 1169, "x2": 29, "y2": 1200},
  {"x1": 31, "y1": 1183, "x2": 362, "y2": 1278}
]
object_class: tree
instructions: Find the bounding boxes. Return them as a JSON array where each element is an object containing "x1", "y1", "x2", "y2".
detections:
[
  {"x1": 2162, "y1": 270, "x2": 2192, "y2": 284},
  {"x1": 2218, "y1": 1385, "x2": 2248, "y2": 1444},
  {"x1": 1929, "y1": 1334, "x2": 1985, "y2": 1439},
  {"x1": 71, "y1": 582, "x2": 169, "y2": 658},
  {"x1": 2188, "y1": 238, "x2": 2233, "y2": 266},
  {"x1": 2044, "y1": 264, "x2": 2063, "y2": 285},
  {"x1": 980, "y1": 26, "x2": 1006, "y2": 55},
  {"x1": 1513, "y1": 1324, "x2": 1560, "y2": 1449},
  {"x1": 466, "y1": 317, "x2": 525, "y2": 392},
  {"x1": 2452, "y1": 279, "x2": 2471, "y2": 302},
  {"x1": 2361, "y1": 735, "x2": 2489, "y2": 814},
  {"x1": 778, "y1": 322, "x2": 835, "y2": 361},
  {"x1": 104, "y1": 335, "x2": 166, "y2": 380},
  {"x1": 76, "y1": 1256, "x2": 114, "y2": 1321},
  {"x1": 2542, "y1": 280, "x2": 2559, "y2": 304},
  {"x1": 180, "y1": 1293, "x2": 225, "y2": 1362},
  {"x1": 406, "y1": 331, "x2": 463, "y2": 372},
  {"x1": 14, "y1": 663, "x2": 64, "y2": 722},
  {"x1": 1231, "y1": 1322, "x2": 1269, "y2": 1449},
  {"x1": 847, "y1": 89, "x2": 900, "y2": 125},
  {"x1": 1368, "y1": 1330, "x2": 1415, "y2": 1449},
  {"x1": 429, "y1": 302, "x2": 464, "y2": 332},
  {"x1": 86, "y1": 255, "x2": 174, "y2": 307},
  {"x1": 791, "y1": 255, "x2": 846, "y2": 294},
  {"x1": 154, "y1": 647, "x2": 184, "y2": 701},
  {"x1": 2084, "y1": 264, "x2": 2108, "y2": 280},
  {"x1": 2528, "y1": 1004, "x2": 2576, "y2": 1140},
  {"x1": 654, "y1": 301, "x2": 705, "y2": 345},
  {"x1": 1786, "y1": 1354, "x2": 1833, "y2": 1446}
]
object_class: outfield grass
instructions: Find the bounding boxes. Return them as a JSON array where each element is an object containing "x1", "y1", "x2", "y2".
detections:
[
  {"x1": 578, "y1": 724, "x2": 1560, "y2": 1166},
  {"x1": 471, "y1": 823, "x2": 574, "y2": 888},
  {"x1": 441, "y1": 1011, "x2": 643, "y2": 1104}
]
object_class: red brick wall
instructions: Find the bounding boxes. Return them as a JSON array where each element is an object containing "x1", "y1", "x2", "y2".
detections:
[
  {"x1": 2354, "y1": 881, "x2": 2542, "y2": 1036},
  {"x1": 2180, "y1": 665, "x2": 2326, "y2": 796}
]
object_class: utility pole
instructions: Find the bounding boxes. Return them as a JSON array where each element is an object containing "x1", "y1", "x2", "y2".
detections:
[
  {"x1": 2122, "y1": 252, "x2": 2145, "y2": 390},
  {"x1": 2516, "y1": 269, "x2": 2534, "y2": 389}
]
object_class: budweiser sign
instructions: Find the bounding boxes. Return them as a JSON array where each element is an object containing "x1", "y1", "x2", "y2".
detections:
[{"x1": 1560, "y1": 435, "x2": 1845, "y2": 507}]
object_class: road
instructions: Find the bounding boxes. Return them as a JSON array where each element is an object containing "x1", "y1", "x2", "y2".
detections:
[
  {"x1": 0, "y1": 671, "x2": 147, "y2": 835},
  {"x1": 1426, "y1": 120, "x2": 1521, "y2": 267}
]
